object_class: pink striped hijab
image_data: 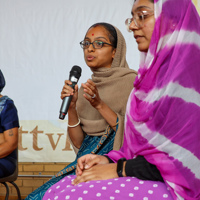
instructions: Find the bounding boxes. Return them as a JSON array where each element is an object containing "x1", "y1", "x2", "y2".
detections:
[{"x1": 107, "y1": 0, "x2": 200, "y2": 199}]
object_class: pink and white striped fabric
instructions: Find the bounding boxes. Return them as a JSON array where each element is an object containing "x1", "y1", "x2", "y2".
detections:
[{"x1": 107, "y1": 0, "x2": 200, "y2": 199}]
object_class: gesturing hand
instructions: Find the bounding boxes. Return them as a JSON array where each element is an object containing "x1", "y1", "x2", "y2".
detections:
[{"x1": 82, "y1": 79, "x2": 103, "y2": 109}]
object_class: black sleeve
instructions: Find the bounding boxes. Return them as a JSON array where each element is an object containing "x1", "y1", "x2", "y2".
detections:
[
  {"x1": 125, "y1": 156, "x2": 164, "y2": 182},
  {"x1": 104, "y1": 155, "x2": 114, "y2": 163}
]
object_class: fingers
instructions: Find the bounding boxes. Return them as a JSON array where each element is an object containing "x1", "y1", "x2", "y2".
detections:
[
  {"x1": 76, "y1": 163, "x2": 83, "y2": 176},
  {"x1": 73, "y1": 163, "x2": 114, "y2": 185},
  {"x1": 82, "y1": 79, "x2": 97, "y2": 99},
  {"x1": 85, "y1": 155, "x2": 109, "y2": 168},
  {"x1": 72, "y1": 172, "x2": 94, "y2": 186},
  {"x1": 76, "y1": 154, "x2": 99, "y2": 176},
  {"x1": 76, "y1": 158, "x2": 85, "y2": 176},
  {"x1": 83, "y1": 156, "x2": 100, "y2": 169},
  {"x1": 60, "y1": 80, "x2": 78, "y2": 99},
  {"x1": 76, "y1": 154, "x2": 92, "y2": 176},
  {"x1": 73, "y1": 156, "x2": 111, "y2": 185},
  {"x1": 74, "y1": 84, "x2": 78, "y2": 93}
]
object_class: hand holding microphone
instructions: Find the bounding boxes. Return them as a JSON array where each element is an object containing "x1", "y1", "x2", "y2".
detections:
[
  {"x1": 61, "y1": 80, "x2": 78, "y2": 107},
  {"x1": 59, "y1": 65, "x2": 82, "y2": 120}
]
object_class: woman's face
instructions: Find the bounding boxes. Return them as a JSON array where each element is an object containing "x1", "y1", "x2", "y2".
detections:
[
  {"x1": 83, "y1": 26, "x2": 116, "y2": 68},
  {"x1": 129, "y1": 0, "x2": 155, "y2": 52}
]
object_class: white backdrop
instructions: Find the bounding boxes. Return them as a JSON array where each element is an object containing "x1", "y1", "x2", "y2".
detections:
[{"x1": 0, "y1": 0, "x2": 140, "y2": 162}]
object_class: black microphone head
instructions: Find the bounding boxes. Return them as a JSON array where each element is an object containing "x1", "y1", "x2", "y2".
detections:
[{"x1": 70, "y1": 65, "x2": 82, "y2": 80}]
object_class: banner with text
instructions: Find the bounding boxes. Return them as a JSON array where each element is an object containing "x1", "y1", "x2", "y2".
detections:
[{"x1": 19, "y1": 120, "x2": 76, "y2": 162}]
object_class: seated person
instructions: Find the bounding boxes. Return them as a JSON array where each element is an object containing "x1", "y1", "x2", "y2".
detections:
[
  {"x1": 0, "y1": 70, "x2": 19, "y2": 178},
  {"x1": 43, "y1": 0, "x2": 200, "y2": 199},
  {"x1": 25, "y1": 22, "x2": 137, "y2": 199}
]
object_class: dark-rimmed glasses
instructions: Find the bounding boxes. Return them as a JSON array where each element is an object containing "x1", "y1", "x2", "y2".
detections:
[
  {"x1": 125, "y1": 10, "x2": 154, "y2": 31},
  {"x1": 80, "y1": 40, "x2": 113, "y2": 49}
]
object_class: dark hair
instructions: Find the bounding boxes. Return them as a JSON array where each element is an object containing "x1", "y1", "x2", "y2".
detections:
[
  {"x1": 0, "y1": 70, "x2": 5, "y2": 93},
  {"x1": 87, "y1": 22, "x2": 118, "y2": 49}
]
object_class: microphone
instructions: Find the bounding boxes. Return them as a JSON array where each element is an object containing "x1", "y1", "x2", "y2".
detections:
[{"x1": 59, "y1": 65, "x2": 82, "y2": 120}]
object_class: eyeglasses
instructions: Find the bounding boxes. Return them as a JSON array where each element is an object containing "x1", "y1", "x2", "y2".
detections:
[
  {"x1": 125, "y1": 10, "x2": 154, "y2": 31},
  {"x1": 80, "y1": 40, "x2": 113, "y2": 49}
]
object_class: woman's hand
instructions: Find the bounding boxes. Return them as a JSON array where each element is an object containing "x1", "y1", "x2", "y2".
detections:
[
  {"x1": 82, "y1": 79, "x2": 118, "y2": 130},
  {"x1": 72, "y1": 163, "x2": 118, "y2": 185},
  {"x1": 76, "y1": 154, "x2": 109, "y2": 176},
  {"x1": 82, "y1": 79, "x2": 103, "y2": 109},
  {"x1": 61, "y1": 80, "x2": 78, "y2": 109}
]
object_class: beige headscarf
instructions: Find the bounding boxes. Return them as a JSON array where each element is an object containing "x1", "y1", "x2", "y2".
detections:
[{"x1": 76, "y1": 25, "x2": 137, "y2": 151}]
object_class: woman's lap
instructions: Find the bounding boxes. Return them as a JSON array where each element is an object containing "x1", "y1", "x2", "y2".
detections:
[
  {"x1": 25, "y1": 131, "x2": 116, "y2": 199},
  {"x1": 43, "y1": 175, "x2": 173, "y2": 200}
]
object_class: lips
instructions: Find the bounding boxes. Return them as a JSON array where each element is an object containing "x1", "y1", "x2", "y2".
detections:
[
  {"x1": 86, "y1": 55, "x2": 95, "y2": 61},
  {"x1": 134, "y1": 35, "x2": 143, "y2": 42}
]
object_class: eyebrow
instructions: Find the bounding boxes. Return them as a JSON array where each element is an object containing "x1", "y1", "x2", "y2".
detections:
[
  {"x1": 131, "y1": 6, "x2": 153, "y2": 15},
  {"x1": 84, "y1": 36, "x2": 109, "y2": 41}
]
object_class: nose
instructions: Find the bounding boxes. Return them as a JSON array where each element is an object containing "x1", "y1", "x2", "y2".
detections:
[
  {"x1": 87, "y1": 43, "x2": 95, "y2": 52},
  {"x1": 129, "y1": 20, "x2": 139, "y2": 31}
]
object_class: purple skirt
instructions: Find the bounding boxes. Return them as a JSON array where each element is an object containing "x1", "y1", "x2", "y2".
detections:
[{"x1": 43, "y1": 175, "x2": 173, "y2": 200}]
